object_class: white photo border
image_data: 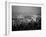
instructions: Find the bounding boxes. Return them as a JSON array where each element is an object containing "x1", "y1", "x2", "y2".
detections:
[{"x1": 6, "y1": 1, "x2": 45, "y2": 36}]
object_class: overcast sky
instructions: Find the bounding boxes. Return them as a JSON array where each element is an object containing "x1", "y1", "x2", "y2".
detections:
[{"x1": 12, "y1": 6, "x2": 41, "y2": 18}]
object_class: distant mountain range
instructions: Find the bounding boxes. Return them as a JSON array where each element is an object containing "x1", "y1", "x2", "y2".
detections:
[{"x1": 12, "y1": 15, "x2": 41, "y2": 26}]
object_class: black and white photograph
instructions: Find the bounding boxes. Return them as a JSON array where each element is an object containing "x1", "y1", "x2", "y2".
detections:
[
  {"x1": 12, "y1": 6, "x2": 41, "y2": 31},
  {"x1": 1, "y1": 0, "x2": 46, "y2": 36}
]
